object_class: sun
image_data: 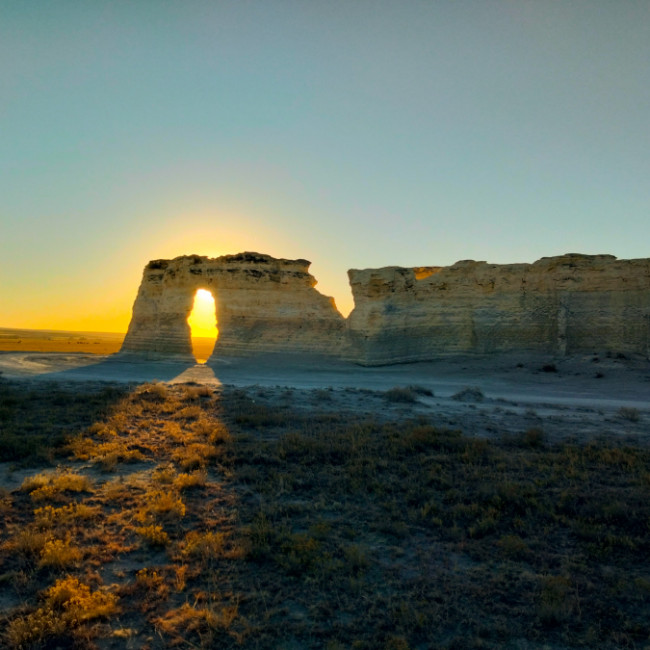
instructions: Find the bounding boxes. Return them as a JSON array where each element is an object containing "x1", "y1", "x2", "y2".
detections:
[{"x1": 187, "y1": 289, "x2": 218, "y2": 338}]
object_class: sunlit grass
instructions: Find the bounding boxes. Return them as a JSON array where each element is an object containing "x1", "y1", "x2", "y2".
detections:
[
  {"x1": 5, "y1": 577, "x2": 118, "y2": 648},
  {"x1": 38, "y1": 537, "x2": 82, "y2": 569},
  {"x1": 21, "y1": 470, "x2": 92, "y2": 502}
]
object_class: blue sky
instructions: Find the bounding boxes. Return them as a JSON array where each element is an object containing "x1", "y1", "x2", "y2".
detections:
[{"x1": 1, "y1": 1, "x2": 649, "y2": 330}]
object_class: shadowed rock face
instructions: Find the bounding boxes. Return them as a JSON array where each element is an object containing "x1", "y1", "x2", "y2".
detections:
[
  {"x1": 120, "y1": 252, "x2": 650, "y2": 364},
  {"x1": 348, "y1": 254, "x2": 650, "y2": 364},
  {"x1": 119, "y1": 252, "x2": 347, "y2": 360}
]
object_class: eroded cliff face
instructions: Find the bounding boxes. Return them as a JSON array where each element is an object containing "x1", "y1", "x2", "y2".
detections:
[
  {"x1": 347, "y1": 254, "x2": 650, "y2": 365},
  {"x1": 119, "y1": 252, "x2": 347, "y2": 360},
  {"x1": 120, "y1": 252, "x2": 650, "y2": 365}
]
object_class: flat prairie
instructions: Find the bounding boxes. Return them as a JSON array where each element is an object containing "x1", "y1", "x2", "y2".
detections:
[
  {"x1": 0, "y1": 329, "x2": 217, "y2": 362},
  {"x1": 0, "y1": 328, "x2": 125, "y2": 355}
]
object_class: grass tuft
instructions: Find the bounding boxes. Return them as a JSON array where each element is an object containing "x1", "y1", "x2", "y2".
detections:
[
  {"x1": 384, "y1": 387, "x2": 419, "y2": 403},
  {"x1": 21, "y1": 470, "x2": 92, "y2": 502},
  {"x1": 38, "y1": 537, "x2": 82, "y2": 568},
  {"x1": 135, "y1": 524, "x2": 170, "y2": 548}
]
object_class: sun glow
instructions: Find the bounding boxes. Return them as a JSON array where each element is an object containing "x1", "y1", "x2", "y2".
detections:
[{"x1": 187, "y1": 289, "x2": 218, "y2": 363}]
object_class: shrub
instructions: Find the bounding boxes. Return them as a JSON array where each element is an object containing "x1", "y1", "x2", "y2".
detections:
[
  {"x1": 247, "y1": 512, "x2": 275, "y2": 560},
  {"x1": 180, "y1": 384, "x2": 212, "y2": 401},
  {"x1": 48, "y1": 576, "x2": 118, "y2": 620},
  {"x1": 20, "y1": 473, "x2": 51, "y2": 493},
  {"x1": 172, "y1": 442, "x2": 218, "y2": 470},
  {"x1": 34, "y1": 503, "x2": 100, "y2": 527},
  {"x1": 5, "y1": 576, "x2": 118, "y2": 647},
  {"x1": 0, "y1": 488, "x2": 11, "y2": 516},
  {"x1": 134, "y1": 567, "x2": 168, "y2": 594},
  {"x1": 497, "y1": 534, "x2": 529, "y2": 559},
  {"x1": 182, "y1": 531, "x2": 226, "y2": 560},
  {"x1": 407, "y1": 385, "x2": 434, "y2": 397},
  {"x1": 135, "y1": 524, "x2": 169, "y2": 548},
  {"x1": 89, "y1": 442, "x2": 146, "y2": 471},
  {"x1": 151, "y1": 464, "x2": 177, "y2": 485},
  {"x1": 21, "y1": 471, "x2": 92, "y2": 502},
  {"x1": 174, "y1": 470, "x2": 207, "y2": 490},
  {"x1": 384, "y1": 387, "x2": 418, "y2": 403},
  {"x1": 155, "y1": 602, "x2": 238, "y2": 641},
  {"x1": 279, "y1": 533, "x2": 322, "y2": 574},
  {"x1": 10, "y1": 528, "x2": 50, "y2": 558},
  {"x1": 343, "y1": 544, "x2": 370, "y2": 576},
  {"x1": 618, "y1": 407, "x2": 640, "y2": 422},
  {"x1": 537, "y1": 575, "x2": 575, "y2": 625},
  {"x1": 137, "y1": 382, "x2": 169, "y2": 401},
  {"x1": 524, "y1": 428, "x2": 546, "y2": 448},
  {"x1": 451, "y1": 387, "x2": 485, "y2": 402},
  {"x1": 135, "y1": 489, "x2": 186, "y2": 523},
  {"x1": 66, "y1": 436, "x2": 96, "y2": 460},
  {"x1": 148, "y1": 490, "x2": 186, "y2": 518},
  {"x1": 177, "y1": 405, "x2": 202, "y2": 420},
  {"x1": 38, "y1": 538, "x2": 82, "y2": 568}
]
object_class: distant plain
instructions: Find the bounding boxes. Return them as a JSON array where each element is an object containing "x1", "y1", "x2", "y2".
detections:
[{"x1": 0, "y1": 328, "x2": 216, "y2": 362}]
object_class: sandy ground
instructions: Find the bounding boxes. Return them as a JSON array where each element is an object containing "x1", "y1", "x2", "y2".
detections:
[{"x1": 1, "y1": 350, "x2": 649, "y2": 447}]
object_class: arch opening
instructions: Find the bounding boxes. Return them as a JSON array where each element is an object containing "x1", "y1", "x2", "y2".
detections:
[{"x1": 187, "y1": 289, "x2": 218, "y2": 363}]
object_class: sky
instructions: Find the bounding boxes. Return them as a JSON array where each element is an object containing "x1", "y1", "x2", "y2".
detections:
[{"x1": 1, "y1": 1, "x2": 649, "y2": 332}]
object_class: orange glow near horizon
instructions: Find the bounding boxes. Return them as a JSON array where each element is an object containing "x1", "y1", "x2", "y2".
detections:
[{"x1": 187, "y1": 289, "x2": 218, "y2": 363}]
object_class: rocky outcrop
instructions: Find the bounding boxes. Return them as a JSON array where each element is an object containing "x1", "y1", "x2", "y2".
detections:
[
  {"x1": 119, "y1": 253, "x2": 347, "y2": 360},
  {"x1": 348, "y1": 254, "x2": 650, "y2": 365},
  {"x1": 120, "y1": 252, "x2": 650, "y2": 365}
]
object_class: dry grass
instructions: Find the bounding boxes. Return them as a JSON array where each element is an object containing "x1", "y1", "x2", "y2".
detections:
[
  {"x1": 154, "y1": 601, "x2": 239, "y2": 644},
  {"x1": 619, "y1": 406, "x2": 641, "y2": 422},
  {"x1": 181, "y1": 530, "x2": 226, "y2": 560},
  {"x1": 37, "y1": 537, "x2": 83, "y2": 568},
  {"x1": 5, "y1": 576, "x2": 119, "y2": 648},
  {"x1": 0, "y1": 380, "x2": 127, "y2": 464},
  {"x1": 1, "y1": 379, "x2": 649, "y2": 649},
  {"x1": 134, "y1": 524, "x2": 170, "y2": 548},
  {"x1": 21, "y1": 470, "x2": 93, "y2": 502},
  {"x1": 33, "y1": 503, "x2": 100, "y2": 527}
]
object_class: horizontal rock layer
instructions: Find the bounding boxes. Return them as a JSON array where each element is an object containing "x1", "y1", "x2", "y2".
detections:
[
  {"x1": 120, "y1": 252, "x2": 650, "y2": 364},
  {"x1": 348, "y1": 254, "x2": 650, "y2": 364}
]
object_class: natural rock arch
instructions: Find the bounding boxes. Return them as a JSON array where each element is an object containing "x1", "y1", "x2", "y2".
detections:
[{"x1": 119, "y1": 252, "x2": 347, "y2": 361}]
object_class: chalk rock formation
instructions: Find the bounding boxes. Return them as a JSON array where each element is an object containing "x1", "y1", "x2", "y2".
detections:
[
  {"x1": 120, "y1": 253, "x2": 346, "y2": 360},
  {"x1": 120, "y1": 251, "x2": 650, "y2": 365},
  {"x1": 347, "y1": 254, "x2": 650, "y2": 365}
]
